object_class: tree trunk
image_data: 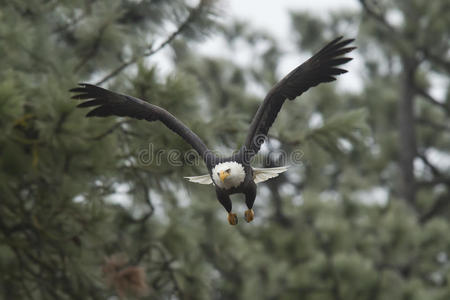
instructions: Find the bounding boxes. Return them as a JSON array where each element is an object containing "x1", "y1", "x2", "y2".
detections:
[{"x1": 398, "y1": 56, "x2": 417, "y2": 205}]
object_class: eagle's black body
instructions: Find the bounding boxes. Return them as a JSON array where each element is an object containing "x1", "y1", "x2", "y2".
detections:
[
  {"x1": 70, "y1": 37, "x2": 356, "y2": 224},
  {"x1": 215, "y1": 181, "x2": 257, "y2": 215},
  {"x1": 210, "y1": 155, "x2": 256, "y2": 213}
]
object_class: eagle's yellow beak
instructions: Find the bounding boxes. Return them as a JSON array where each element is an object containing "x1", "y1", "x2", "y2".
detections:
[{"x1": 219, "y1": 170, "x2": 230, "y2": 182}]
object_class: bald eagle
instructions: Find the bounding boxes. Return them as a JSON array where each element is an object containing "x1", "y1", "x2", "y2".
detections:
[{"x1": 71, "y1": 37, "x2": 355, "y2": 225}]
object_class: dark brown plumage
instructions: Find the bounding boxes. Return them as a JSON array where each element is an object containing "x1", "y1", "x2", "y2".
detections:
[
  {"x1": 242, "y1": 36, "x2": 355, "y2": 158},
  {"x1": 70, "y1": 84, "x2": 211, "y2": 163}
]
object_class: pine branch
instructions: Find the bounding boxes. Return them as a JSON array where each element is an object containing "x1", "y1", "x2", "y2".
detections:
[
  {"x1": 147, "y1": 244, "x2": 185, "y2": 299},
  {"x1": 359, "y1": 0, "x2": 398, "y2": 34},
  {"x1": 420, "y1": 192, "x2": 450, "y2": 223},
  {"x1": 15, "y1": 41, "x2": 61, "y2": 75},
  {"x1": 416, "y1": 118, "x2": 450, "y2": 132},
  {"x1": 263, "y1": 144, "x2": 293, "y2": 227},
  {"x1": 417, "y1": 178, "x2": 450, "y2": 187},
  {"x1": 131, "y1": 168, "x2": 155, "y2": 223},
  {"x1": 414, "y1": 86, "x2": 450, "y2": 115},
  {"x1": 420, "y1": 47, "x2": 450, "y2": 74},
  {"x1": 95, "y1": 0, "x2": 210, "y2": 85},
  {"x1": 52, "y1": 12, "x2": 85, "y2": 34},
  {"x1": 304, "y1": 109, "x2": 369, "y2": 154},
  {"x1": 360, "y1": 0, "x2": 450, "y2": 76},
  {"x1": 417, "y1": 152, "x2": 445, "y2": 178},
  {"x1": 74, "y1": 22, "x2": 109, "y2": 73},
  {"x1": 87, "y1": 120, "x2": 132, "y2": 141},
  {"x1": 416, "y1": 151, "x2": 450, "y2": 223}
]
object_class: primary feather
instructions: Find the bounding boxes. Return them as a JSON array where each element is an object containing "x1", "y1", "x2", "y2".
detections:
[
  {"x1": 242, "y1": 37, "x2": 356, "y2": 159},
  {"x1": 70, "y1": 84, "x2": 212, "y2": 164}
]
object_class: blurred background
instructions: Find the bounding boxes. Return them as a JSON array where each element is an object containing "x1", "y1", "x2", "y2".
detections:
[{"x1": 0, "y1": 0, "x2": 449, "y2": 299}]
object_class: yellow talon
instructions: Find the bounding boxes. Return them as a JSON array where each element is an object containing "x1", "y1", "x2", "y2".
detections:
[
  {"x1": 227, "y1": 212, "x2": 238, "y2": 225},
  {"x1": 244, "y1": 209, "x2": 254, "y2": 223}
]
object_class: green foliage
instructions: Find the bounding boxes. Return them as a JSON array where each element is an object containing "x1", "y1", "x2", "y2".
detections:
[
  {"x1": 0, "y1": 0, "x2": 449, "y2": 299},
  {"x1": 304, "y1": 108, "x2": 369, "y2": 154}
]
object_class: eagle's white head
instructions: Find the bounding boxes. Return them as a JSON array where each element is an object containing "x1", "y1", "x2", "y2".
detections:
[{"x1": 212, "y1": 161, "x2": 245, "y2": 189}]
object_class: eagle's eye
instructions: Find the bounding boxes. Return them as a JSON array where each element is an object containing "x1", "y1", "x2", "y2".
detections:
[{"x1": 225, "y1": 168, "x2": 231, "y2": 173}]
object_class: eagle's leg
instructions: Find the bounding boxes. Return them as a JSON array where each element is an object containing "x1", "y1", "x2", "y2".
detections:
[
  {"x1": 244, "y1": 182, "x2": 257, "y2": 223},
  {"x1": 216, "y1": 189, "x2": 237, "y2": 225}
]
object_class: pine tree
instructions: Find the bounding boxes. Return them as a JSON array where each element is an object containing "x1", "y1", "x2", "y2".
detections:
[
  {"x1": 0, "y1": 1, "x2": 219, "y2": 299},
  {"x1": 1, "y1": 0, "x2": 449, "y2": 299}
]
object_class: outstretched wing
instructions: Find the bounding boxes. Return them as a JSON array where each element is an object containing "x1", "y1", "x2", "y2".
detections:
[
  {"x1": 184, "y1": 174, "x2": 213, "y2": 185},
  {"x1": 242, "y1": 37, "x2": 356, "y2": 160},
  {"x1": 252, "y1": 166, "x2": 289, "y2": 184},
  {"x1": 70, "y1": 84, "x2": 212, "y2": 164}
]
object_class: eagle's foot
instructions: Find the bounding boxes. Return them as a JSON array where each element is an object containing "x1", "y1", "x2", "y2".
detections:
[
  {"x1": 244, "y1": 209, "x2": 254, "y2": 223},
  {"x1": 227, "y1": 212, "x2": 238, "y2": 225}
]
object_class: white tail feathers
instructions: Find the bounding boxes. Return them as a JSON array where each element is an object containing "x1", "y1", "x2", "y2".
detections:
[{"x1": 252, "y1": 166, "x2": 289, "y2": 183}]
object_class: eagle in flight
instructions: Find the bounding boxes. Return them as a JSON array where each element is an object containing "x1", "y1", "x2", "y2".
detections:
[{"x1": 71, "y1": 37, "x2": 355, "y2": 225}]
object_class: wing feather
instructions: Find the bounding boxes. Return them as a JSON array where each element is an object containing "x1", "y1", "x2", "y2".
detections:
[
  {"x1": 242, "y1": 37, "x2": 356, "y2": 160},
  {"x1": 70, "y1": 84, "x2": 213, "y2": 164},
  {"x1": 253, "y1": 166, "x2": 289, "y2": 184},
  {"x1": 184, "y1": 174, "x2": 213, "y2": 185}
]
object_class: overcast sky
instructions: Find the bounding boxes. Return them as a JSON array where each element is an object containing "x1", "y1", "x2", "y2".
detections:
[
  {"x1": 194, "y1": 0, "x2": 363, "y2": 92},
  {"x1": 225, "y1": 0, "x2": 360, "y2": 38}
]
